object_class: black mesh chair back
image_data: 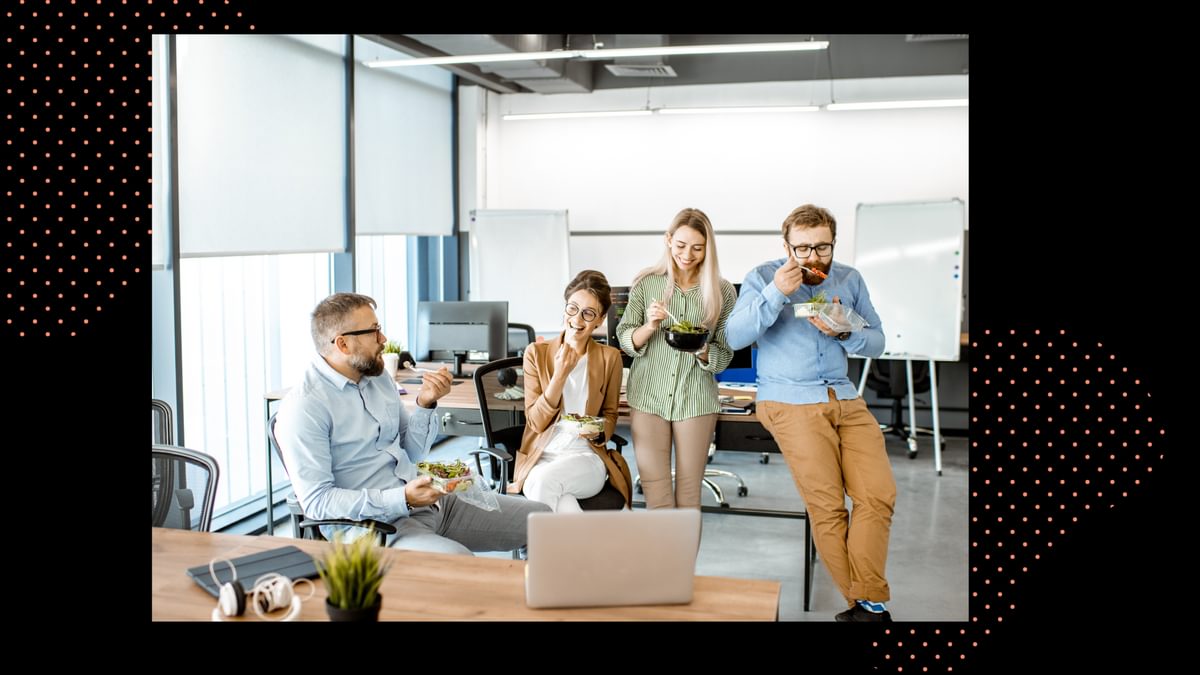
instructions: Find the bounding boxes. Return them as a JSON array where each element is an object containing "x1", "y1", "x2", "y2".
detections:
[
  {"x1": 473, "y1": 356, "x2": 627, "y2": 510},
  {"x1": 152, "y1": 444, "x2": 219, "y2": 532},
  {"x1": 151, "y1": 399, "x2": 174, "y2": 445},
  {"x1": 507, "y1": 323, "x2": 536, "y2": 357},
  {"x1": 268, "y1": 413, "x2": 395, "y2": 545}
]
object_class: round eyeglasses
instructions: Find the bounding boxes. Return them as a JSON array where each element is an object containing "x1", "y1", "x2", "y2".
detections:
[{"x1": 564, "y1": 303, "x2": 599, "y2": 322}]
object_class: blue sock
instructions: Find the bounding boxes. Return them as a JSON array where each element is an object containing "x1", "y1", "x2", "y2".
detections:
[{"x1": 857, "y1": 599, "x2": 887, "y2": 613}]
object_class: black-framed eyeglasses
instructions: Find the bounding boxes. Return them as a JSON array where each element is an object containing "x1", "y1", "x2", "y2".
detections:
[
  {"x1": 330, "y1": 325, "x2": 382, "y2": 343},
  {"x1": 791, "y1": 242, "x2": 834, "y2": 258},
  {"x1": 564, "y1": 303, "x2": 599, "y2": 322}
]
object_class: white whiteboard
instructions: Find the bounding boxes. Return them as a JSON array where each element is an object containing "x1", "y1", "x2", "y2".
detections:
[
  {"x1": 468, "y1": 209, "x2": 571, "y2": 333},
  {"x1": 854, "y1": 199, "x2": 965, "y2": 361},
  {"x1": 569, "y1": 231, "x2": 780, "y2": 289}
]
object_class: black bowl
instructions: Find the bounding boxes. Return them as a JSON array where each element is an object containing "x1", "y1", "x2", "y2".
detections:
[{"x1": 664, "y1": 328, "x2": 710, "y2": 352}]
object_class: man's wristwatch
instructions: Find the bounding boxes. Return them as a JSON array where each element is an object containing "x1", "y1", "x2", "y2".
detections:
[{"x1": 835, "y1": 331, "x2": 851, "y2": 341}]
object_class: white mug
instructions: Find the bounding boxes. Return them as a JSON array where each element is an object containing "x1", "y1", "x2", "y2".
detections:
[{"x1": 382, "y1": 353, "x2": 400, "y2": 379}]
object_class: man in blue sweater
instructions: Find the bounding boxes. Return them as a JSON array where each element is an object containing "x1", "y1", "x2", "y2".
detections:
[{"x1": 728, "y1": 204, "x2": 896, "y2": 622}]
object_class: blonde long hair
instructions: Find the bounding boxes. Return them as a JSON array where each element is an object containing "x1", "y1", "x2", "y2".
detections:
[{"x1": 631, "y1": 208, "x2": 724, "y2": 331}]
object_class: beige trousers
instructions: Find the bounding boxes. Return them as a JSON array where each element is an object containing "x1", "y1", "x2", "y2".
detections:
[
  {"x1": 630, "y1": 410, "x2": 717, "y2": 510},
  {"x1": 757, "y1": 392, "x2": 896, "y2": 604}
]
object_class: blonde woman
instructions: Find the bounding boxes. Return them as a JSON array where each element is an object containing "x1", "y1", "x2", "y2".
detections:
[
  {"x1": 510, "y1": 270, "x2": 633, "y2": 512},
  {"x1": 616, "y1": 208, "x2": 737, "y2": 510}
]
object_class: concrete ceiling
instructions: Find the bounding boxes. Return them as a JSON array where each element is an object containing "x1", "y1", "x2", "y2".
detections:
[{"x1": 364, "y1": 34, "x2": 969, "y2": 95}]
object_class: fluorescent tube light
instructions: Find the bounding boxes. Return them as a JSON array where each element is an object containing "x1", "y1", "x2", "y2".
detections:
[
  {"x1": 366, "y1": 41, "x2": 829, "y2": 69},
  {"x1": 502, "y1": 110, "x2": 654, "y2": 121},
  {"x1": 658, "y1": 105, "x2": 820, "y2": 115},
  {"x1": 825, "y1": 99, "x2": 968, "y2": 111}
]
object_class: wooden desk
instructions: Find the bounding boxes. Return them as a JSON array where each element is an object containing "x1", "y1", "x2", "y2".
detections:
[
  {"x1": 265, "y1": 365, "x2": 814, "y2": 610},
  {"x1": 152, "y1": 528, "x2": 780, "y2": 621}
]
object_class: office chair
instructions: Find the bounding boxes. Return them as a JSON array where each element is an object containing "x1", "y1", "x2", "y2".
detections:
[
  {"x1": 152, "y1": 444, "x2": 220, "y2": 532},
  {"x1": 507, "y1": 323, "x2": 537, "y2": 358},
  {"x1": 152, "y1": 398, "x2": 174, "y2": 445},
  {"x1": 865, "y1": 359, "x2": 944, "y2": 459},
  {"x1": 268, "y1": 413, "x2": 397, "y2": 545},
  {"x1": 473, "y1": 356, "x2": 628, "y2": 510}
]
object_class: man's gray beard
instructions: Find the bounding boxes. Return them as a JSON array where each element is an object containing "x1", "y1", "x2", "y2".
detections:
[{"x1": 350, "y1": 352, "x2": 384, "y2": 377}]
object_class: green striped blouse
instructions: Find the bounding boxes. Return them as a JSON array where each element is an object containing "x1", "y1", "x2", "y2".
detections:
[{"x1": 616, "y1": 274, "x2": 737, "y2": 421}]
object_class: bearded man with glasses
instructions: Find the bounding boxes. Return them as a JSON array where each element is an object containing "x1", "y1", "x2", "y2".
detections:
[
  {"x1": 274, "y1": 292, "x2": 550, "y2": 554},
  {"x1": 728, "y1": 204, "x2": 896, "y2": 622}
]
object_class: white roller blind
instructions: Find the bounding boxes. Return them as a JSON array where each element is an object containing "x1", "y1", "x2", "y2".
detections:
[
  {"x1": 354, "y1": 37, "x2": 454, "y2": 236},
  {"x1": 151, "y1": 34, "x2": 169, "y2": 268},
  {"x1": 176, "y1": 35, "x2": 347, "y2": 256}
]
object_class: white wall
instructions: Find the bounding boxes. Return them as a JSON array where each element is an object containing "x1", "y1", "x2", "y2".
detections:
[{"x1": 472, "y1": 76, "x2": 968, "y2": 285}]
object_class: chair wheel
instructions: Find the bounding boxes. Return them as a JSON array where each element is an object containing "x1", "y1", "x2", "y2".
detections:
[
  {"x1": 737, "y1": 486, "x2": 749, "y2": 497},
  {"x1": 719, "y1": 502, "x2": 731, "y2": 508},
  {"x1": 907, "y1": 449, "x2": 918, "y2": 459},
  {"x1": 707, "y1": 454, "x2": 714, "y2": 464},
  {"x1": 636, "y1": 484, "x2": 643, "y2": 494},
  {"x1": 760, "y1": 454, "x2": 770, "y2": 464}
]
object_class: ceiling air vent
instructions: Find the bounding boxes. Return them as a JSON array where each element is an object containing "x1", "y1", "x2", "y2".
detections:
[{"x1": 604, "y1": 64, "x2": 678, "y2": 77}]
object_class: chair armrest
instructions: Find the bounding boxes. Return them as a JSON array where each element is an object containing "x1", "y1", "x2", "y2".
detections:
[
  {"x1": 469, "y1": 447, "x2": 512, "y2": 493},
  {"x1": 298, "y1": 517, "x2": 398, "y2": 545},
  {"x1": 609, "y1": 433, "x2": 628, "y2": 450},
  {"x1": 470, "y1": 446, "x2": 513, "y2": 463}
]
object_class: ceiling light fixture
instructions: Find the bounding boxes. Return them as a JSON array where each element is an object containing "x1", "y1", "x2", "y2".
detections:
[
  {"x1": 366, "y1": 40, "x2": 830, "y2": 69},
  {"x1": 658, "y1": 105, "x2": 820, "y2": 115},
  {"x1": 502, "y1": 110, "x2": 654, "y2": 121},
  {"x1": 825, "y1": 98, "x2": 968, "y2": 111}
]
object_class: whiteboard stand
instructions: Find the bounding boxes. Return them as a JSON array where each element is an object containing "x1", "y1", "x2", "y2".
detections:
[{"x1": 856, "y1": 356, "x2": 945, "y2": 476}]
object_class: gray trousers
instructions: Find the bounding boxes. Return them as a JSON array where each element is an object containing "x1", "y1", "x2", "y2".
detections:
[{"x1": 388, "y1": 493, "x2": 551, "y2": 555}]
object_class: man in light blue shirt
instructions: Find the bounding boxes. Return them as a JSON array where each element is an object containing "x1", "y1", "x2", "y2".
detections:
[
  {"x1": 728, "y1": 204, "x2": 897, "y2": 622},
  {"x1": 275, "y1": 292, "x2": 549, "y2": 555}
]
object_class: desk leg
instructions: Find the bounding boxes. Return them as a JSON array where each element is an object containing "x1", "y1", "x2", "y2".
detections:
[
  {"x1": 264, "y1": 398, "x2": 274, "y2": 535},
  {"x1": 929, "y1": 358, "x2": 942, "y2": 476},
  {"x1": 803, "y1": 517, "x2": 814, "y2": 612}
]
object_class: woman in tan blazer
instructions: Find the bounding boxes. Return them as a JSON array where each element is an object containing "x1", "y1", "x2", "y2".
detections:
[{"x1": 510, "y1": 270, "x2": 633, "y2": 511}]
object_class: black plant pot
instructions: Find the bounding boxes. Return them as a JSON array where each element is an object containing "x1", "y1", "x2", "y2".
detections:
[{"x1": 325, "y1": 594, "x2": 382, "y2": 622}]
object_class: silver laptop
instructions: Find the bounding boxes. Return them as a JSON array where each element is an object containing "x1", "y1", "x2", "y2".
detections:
[{"x1": 524, "y1": 509, "x2": 701, "y2": 609}]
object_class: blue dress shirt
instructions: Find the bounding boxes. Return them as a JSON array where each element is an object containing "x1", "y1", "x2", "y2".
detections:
[
  {"x1": 274, "y1": 355, "x2": 440, "y2": 525},
  {"x1": 727, "y1": 258, "x2": 886, "y2": 405}
]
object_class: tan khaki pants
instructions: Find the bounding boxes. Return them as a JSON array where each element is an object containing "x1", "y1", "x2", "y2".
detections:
[
  {"x1": 757, "y1": 393, "x2": 896, "y2": 604},
  {"x1": 631, "y1": 410, "x2": 717, "y2": 510}
]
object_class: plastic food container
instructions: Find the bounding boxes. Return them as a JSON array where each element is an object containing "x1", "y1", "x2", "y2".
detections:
[
  {"x1": 416, "y1": 460, "x2": 475, "y2": 493},
  {"x1": 557, "y1": 414, "x2": 605, "y2": 436},
  {"x1": 793, "y1": 302, "x2": 869, "y2": 332}
]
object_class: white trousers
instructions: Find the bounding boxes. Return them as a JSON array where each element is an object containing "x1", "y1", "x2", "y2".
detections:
[{"x1": 523, "y1": 452, "x2": 606, "y2": 513}]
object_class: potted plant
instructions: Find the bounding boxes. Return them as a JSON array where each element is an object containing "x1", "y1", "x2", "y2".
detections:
[
  {"x1": 381, "y1": 340, "x2": 406, "y2": 380},
  {"x1": 316, "y1": 529, "x2": 392, "y2": 622}
]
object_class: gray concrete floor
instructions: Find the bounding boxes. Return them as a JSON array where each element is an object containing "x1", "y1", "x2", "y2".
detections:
[
  {"x1": 271, "y1": 423, "x2": 968, "y2": 622},
  {"x1": 424, "y1": 423, "x2": 969, "y2": 622}
]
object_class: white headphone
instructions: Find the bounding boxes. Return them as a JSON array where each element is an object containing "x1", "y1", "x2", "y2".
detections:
[{"x1": 209, "y1": 559, "x2": 315, "y2": 622}]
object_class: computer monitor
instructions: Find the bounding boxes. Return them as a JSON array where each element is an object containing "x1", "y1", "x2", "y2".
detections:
[
  {"x1": 726, "y1": 283, "x2": 753, "y2": 371},
  {"x1": 415, "y1": 301, "x2": 508, "y2": 378},
  {"x1": 606, "y1": 286, "x2": 633, "y2": 368}
]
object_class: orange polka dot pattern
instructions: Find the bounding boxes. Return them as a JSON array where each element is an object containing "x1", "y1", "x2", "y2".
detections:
[
  {"x1": 2, "y1": 0, "x2": 254, "y2": 338},
  {"x1": 867, "y1": 328, "x2": 1163, "y2": 670}
]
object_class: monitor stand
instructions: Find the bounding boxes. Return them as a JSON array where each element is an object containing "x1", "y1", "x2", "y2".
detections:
[{"x1": 451, "y1": 351, "x2": 470, "y2": 379}]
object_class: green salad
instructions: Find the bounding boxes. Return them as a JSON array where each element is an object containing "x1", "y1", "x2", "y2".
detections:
[
  {"x1": 667, "y1": 320, "x2": 707, "y2": 334},
  {"x1": 799, "y1": 291, "x2": 829, "y2": 305},
  {"x1": 417, "y1": 459, "x2": 474, "y2": 492}
]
